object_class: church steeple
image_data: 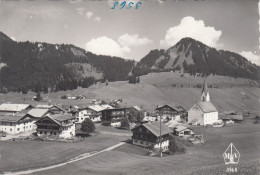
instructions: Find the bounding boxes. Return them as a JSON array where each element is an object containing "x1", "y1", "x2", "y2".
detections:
[{"x1": 201, "y1": 78, "x2": 210, "y2": 102}]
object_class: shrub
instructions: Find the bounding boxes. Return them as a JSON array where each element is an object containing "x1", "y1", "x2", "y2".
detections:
[{"x1": 81, "y1": 118, "x2": 95, "y2": 133}]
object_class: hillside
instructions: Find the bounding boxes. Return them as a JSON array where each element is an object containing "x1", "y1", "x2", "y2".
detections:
[
  {"x1": 0, "y1": 31, "x2": 134, "y2": 92},
  {"x1": 133, "y1": 38, "x2": 260, "y2": 80},
  {"x1": 2, "y1": 72, "x2": 259, "y2": 116}
]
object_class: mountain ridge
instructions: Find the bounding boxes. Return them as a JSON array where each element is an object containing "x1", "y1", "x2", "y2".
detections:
[
  {"x1": 0, "y1": 31, "x2": 259, "y2": 93},
  {"x1": 132, "y1": 37, "x2": 260, "y2": 80}
]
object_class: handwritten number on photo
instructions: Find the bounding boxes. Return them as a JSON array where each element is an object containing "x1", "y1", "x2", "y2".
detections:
[{"x1": 111, "y1": 1, "x2": 142, "y2": 10}]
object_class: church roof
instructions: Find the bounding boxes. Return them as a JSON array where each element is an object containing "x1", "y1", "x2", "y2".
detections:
[
  {"x1": 197, "y1": 101, "x2": 218, "y2": 113},
  {"x1": 201, "y1": 78, "x2": 208, "y2": 95}
]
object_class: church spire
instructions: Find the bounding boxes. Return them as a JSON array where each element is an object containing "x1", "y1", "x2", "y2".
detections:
[{"x1": 201, "y1": 78, "x2": 210, "y2": 102}]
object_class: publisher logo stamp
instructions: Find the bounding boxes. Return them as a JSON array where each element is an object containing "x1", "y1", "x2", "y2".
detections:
[{"x1": 223, "y1": 143, "x2": 240, "y2": 173}]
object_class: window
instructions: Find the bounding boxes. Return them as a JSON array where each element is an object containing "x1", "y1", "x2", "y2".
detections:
[
  {"x1": 40, "y1": 131, "x2": 42, "y2": 134},
  {"x1": 54, "y1": 132, "x2": 56, "y2": 135},
  {"x1": 17, "y1": 128, "x2": 20, "y2": 131},
  {"x1": 10, "y1": 128, "x2": 12, "y2": 131}
]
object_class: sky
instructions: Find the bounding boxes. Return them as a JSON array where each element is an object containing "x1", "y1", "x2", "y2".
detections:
[{"x1": 0, "y1": 0, "x2": 259, "y2": 65}]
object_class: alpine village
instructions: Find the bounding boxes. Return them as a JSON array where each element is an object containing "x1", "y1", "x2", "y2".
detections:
[{"x1": 0, "y1": 30, "x2": 259, "y2": 175}]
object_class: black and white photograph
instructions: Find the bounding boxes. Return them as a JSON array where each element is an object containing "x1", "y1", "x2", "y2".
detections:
[{"x1": 0, "y1": 0, "x2": 259, "y2": 174}]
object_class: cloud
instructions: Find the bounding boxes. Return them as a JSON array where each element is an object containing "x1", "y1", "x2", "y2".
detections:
[
  {"x1": 86, "y1": 11, "x2": 93, "y2": 19},
  {"x1": 258, "y1": 0, "x2": 260, "y2": 50},
  {"x1": 160, "y1": 16, "x2": 222, "y2": 48},
  {"x1": 240, "y1": 51, "x2": 260, "y2": 66},
  {"x1": 64, "y1": 24, "x2": 68, "y2": 29},
  {"x1": 76, "y1": 7, "x2": 85, "y2": 16},
  {"x1": 94, "y1": 16, "x2": 101, "y2": 22},
  {"x1": 85, "y1": 36, "x2": 130, "y2": 57},
  {"x1": 118, "y1": 33, "x2": 153, "y2": 47},
  {"x1": 76, "y1": 8, "x2": 100, "y2": 22},
  {"x1": 69, "y1": 0, "x2": 83, "y2": 4}
]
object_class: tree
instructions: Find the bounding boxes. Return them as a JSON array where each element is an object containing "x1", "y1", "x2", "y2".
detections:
[
  {"x1": 81, "y1": 118, "x2": 95, "y2": 133},
  {"x1": 36, "y1": 92, "x2": 42, "y2": 101},
  {"x1": 168, "y1": 135, "x2": 186, "y2": 155},
  {"x1": 120, "y1": 118, "x2": 130, "y2": 130}
]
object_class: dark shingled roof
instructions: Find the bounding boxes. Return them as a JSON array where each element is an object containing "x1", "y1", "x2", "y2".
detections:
[
  {"x1": 142, "y1": 122, "x2": 172, "y2": 137},
  {"x1": 50, "y1": 114, "x2": 75, "y2": 122}
]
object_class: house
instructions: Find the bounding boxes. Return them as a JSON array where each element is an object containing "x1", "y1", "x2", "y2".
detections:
[
  {"x1": 0, "y1": 103, "x2": 33, "y2": 113},
  {"x1": 36, "y1": 114, "x2": 75, "y2": 139},
  {"x1": 0, "y1": 113, "x2": 35, "y2": 134},
  {"x1": 156, "y1": 105, "x2": 185, "y2": 121},
  {"x1": 174, "y1": 125, "x2": 194, "y2": 138},
  {"x1": 101, "y1": 108, "x2": 128, "y2": 127},
  {"x1": 143, "y1": 112, "x2": 158, "y2": 122},
  {"x1": 77, "y1": 104, "x2": 114, "y2": 123},
  {"x1": 131, "y1": 122, "x2": 173, "y2": 151},
  {"x1": 188, "y1": 79, "x2": 218, "y2": 125},
  {"x1": 220, "y1": 112, "x2": 244, "y2": 124},
  {"x1": 35, "y1": 105, "x2": 66, "y2": 114},
  {"x1": 77, "y1": 105, "x2": 104, "y2": 123}
]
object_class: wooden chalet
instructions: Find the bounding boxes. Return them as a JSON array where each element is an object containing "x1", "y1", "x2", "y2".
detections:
[
  {"x1": 101, "y1": 108, "x2": 129, "y2": 127},
  {"x1": 131, "y1": 122, "x2": 173, "y2": 151},
  {"x1": 156, "y1": 105, "x2": 185, "y2": 120},
  {"x1": 36, "y1": 114, "x2": 75, "y2": 139}
]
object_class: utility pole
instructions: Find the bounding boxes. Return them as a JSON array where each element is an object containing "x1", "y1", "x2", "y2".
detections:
[{"x1": 159, "y1": 115, "x2": 162, "y2": 157}]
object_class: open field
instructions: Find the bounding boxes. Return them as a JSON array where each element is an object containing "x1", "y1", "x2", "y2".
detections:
[
  {"x1": 4, "y1": 123, "x2": 256, "y2": 175},
  {"x1": 0, "y1": 132, "x2": 129, "y2": 172}
]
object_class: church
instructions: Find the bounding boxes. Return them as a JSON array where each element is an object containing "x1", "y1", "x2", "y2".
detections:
[{"x1": 188, "y1": 79, "x2": 218, "y2": 125}]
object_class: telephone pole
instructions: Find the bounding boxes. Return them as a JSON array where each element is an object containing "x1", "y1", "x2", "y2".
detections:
[{"x1": 159, "y1": 115, "x2": 162, "y2": 157}]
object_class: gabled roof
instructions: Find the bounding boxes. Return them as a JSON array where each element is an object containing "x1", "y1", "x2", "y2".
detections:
[
  {"x1": 27, "y1": 108, "x2": 50, "y2": 118},
  {"x1": 196, "y1": 101, "x2": 217, "y2": 113},
  {"x1": 36, "y1": 104, "x2": 66, "y2": 112},
  {"x1": 88, "y1": 105, "x2": 106, "y2": 112},
  {"x1": 50, "y1": 114, "x2": 75, "y2": 122},
  {"x1": 0, "y1": 103, "x2": 31, "y2": 112},
  {"x1": 37, "y1": 114, "x2": 74, "y2": 126},
  {"x1": 175, "y1": 125, "x2": 190, "y2": 132},
  {"x1": 134, "y1": 122, "x2": 172, "y2": 137},
  {"x1": 0, "y1": 112, "x2": 33, "y2": 122}
]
